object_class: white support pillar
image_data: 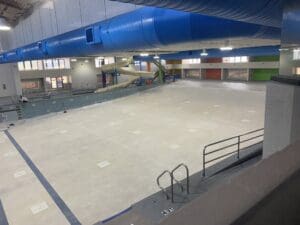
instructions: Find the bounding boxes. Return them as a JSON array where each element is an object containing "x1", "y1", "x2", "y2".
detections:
[{"x1": 263, "y1": 78, "x2": 300, "y2": 158}]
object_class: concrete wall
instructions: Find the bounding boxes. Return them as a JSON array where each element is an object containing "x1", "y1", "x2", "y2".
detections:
[
  {"x1": 19, "y1": 58, "x2": 102, "y2": 92},
  {"x1": 263, "y1": 82, "x2": 295, "y2": 157},
  {"x1": 160, "y1": 140, "x2": 300, "y2": 225},
  {"x1": 279, "y1": 50, "x2": 300, "y2": 75},
  {"x1": 70, "y1": 59, "x2": 99, "y2": 90},
  {"x1": 168, "y1": 61, "x2": 278, "y2": 81},
  {"x1": 0, "y1": 64, "x2": 21, "y2": 104},
  {"x1": 280, "y1": 1, "x2": 300, "y2": 75}
]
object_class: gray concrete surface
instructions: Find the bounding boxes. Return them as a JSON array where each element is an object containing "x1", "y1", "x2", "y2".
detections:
[
  {"x1": 231, "y1": 169, "x2": 300, "y2": 225},
  {"x1": 0, "y1": 80, "x2": 266, "y2": 225},
  {"x1": 264, "y1": 81, "x2": 300, "y2": 158},
  {"x1": 160, "y1": 139, "x2": 300, "y2": 225}
]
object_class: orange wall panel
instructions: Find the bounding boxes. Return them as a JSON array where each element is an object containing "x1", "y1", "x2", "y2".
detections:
[{"x1": 205, "y1": 69, "x2": 222, "y2": 80}]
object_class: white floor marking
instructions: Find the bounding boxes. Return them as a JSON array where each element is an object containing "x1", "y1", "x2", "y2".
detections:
[
  {"x1": 184, "y1": 100, "x2": 191, "y2": 104},
  {"x1": 97, "y1": 161, "x2": 111, "y2": 169},
  {"x1": 81, "y1": 146, "x2": 88, "y2": 150},
  {"x1": 3, "y1": 151, "x2": 17, "y2": 157},
  {"x1": 203, "y1": 111, "x2": 209, "y2": 115},
  {"x1": 213, "y1": 104, "x2": 221, "y2": 108},
  {"x1": 188, "y1": 128, "x2": 198, "y2": 133},
  {"x1": 30, "y1": 202, "x2": 49, "y2": 215},
  {"x1": 59, "y1": 130, "x2": 67, "y2": 134},
  {"x1": 131, "y1": 130, "x2": 141, "y2": 135},
  {"x1": 242, "y1": 119, "x2": 251, "y2": 123},
  {"x1": 129, "y1": 112, "x2": 136, "y2": 117},
  {"x1": 14, "y1": 170, "x2": 27, "y2": 178},
  {"x1": 169, "y1": 144, "x2": 180, "y2": 150},
  {"x1": 248, "y1": 110, "x2": 256, "y2": 113},
  {"x1": 109, "y1": 122, "x2": 117, "y2": 126}
]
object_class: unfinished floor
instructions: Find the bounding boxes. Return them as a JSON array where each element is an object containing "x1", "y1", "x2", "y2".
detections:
[{"x1": 0, "y1": 80, "x2": 266, "y2": 225}]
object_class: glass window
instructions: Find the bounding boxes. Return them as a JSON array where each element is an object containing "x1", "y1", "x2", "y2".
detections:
[
  {"x1": 31, "y1": 60, "x2": 38, "y2": 70},
  {"x1": 182, "y1": 58, "x2": 201, "y2": 64},
  {"x1": 62, "y1": 76, "x2": 70, "y2": 84},
  {"x1": 53, "y1": 59, "x2": 59, "y2": 69},
  {"x1": 64, "y1": 58, "x2": 71, "y2": 69},
  {"x1": 45, "y1": 77, "x2": 51, "y2": 85},
  {"x1": 104, "y1": 57, "x2": 115, "y2": 65},
  {"x1": 95, "y1": 57, "x2": 104, "y2": 68},
  {"x1": 24, "y1": 61, "x2": 32, "y2": 70},
  {"x1": 223, "y1": 56, "x2": 248, "y2": 63},
  {"x1": 51, "y1": 78, "x2": 57, "y2": 89},
  {"x1": 54, "y1": 59, "x2": 59, "y2": 69},
  {"x1": 59, "y1": 59, "x2": 65, "y2": 69},
  {"x1": 44, "y1": 59, "x2": 53, "y2": 70},
  {"x1": 57, "y1": 77, "x2": 63, "y2": 88},
  {"x1": 241, "y1": 56, "x2": 249, "y2": 63},
  {"x1": 294, "y1": 67, "x2": 300, "y2": 75},
  {"x1": 19, "y1": 59, "x2": 71, "y2": 71},
  {"x1": 18, "y1": 62, "x2": 25, "y2": 71},
  {"x1": 293, "y1": 49, "x2": 300, "y2": 60},
  {"x1": 37, "y1": 60, "x2": 43, "y2": 70},
  {"x1": 21, "y1": 80, "x2": 40, "y2": 89}
]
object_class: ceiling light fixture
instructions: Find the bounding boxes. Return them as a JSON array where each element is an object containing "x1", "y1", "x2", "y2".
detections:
[
  {"x1": 71, "y1": 59, "x2": 77, "y2": 62},
  {"x1": 200, "y1": 50, "x2": 208, "y2": 57},
  {"x1": 140, "y1": 53, "x2": 149, "y2": 57},
  {"x1": 279, "y1": 48, "x2": 289, "y2": 52},
  {"x1": 0, "y1": 18, "x2": 11, "y2": 31},
  {"x1": 220, "y1": 46, "x2": 233, "y2": 51},
  {"x1": 153, "y1": 55, "x2": 160, "y2": 59}
]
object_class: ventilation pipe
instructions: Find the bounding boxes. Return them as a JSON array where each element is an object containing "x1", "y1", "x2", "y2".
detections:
[
  {"x1": 0, "y1": 7, "x2": 281, "y2": 64},
  {"x1": 110, "y1": 0, "x2": 284, "y2": 27}
]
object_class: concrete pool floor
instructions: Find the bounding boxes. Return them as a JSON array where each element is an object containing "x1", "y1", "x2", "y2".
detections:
[{"x1": 0, "y1": 80, "x2": 266, "y2": 225}]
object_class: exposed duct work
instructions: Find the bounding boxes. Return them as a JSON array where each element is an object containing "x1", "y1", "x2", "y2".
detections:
[
  {"x1": 110, "y1": 0, "x2": 284, "y2": 28},
  {"x1": 0, "y1": 7, "x2": 281, "y2": 64}
]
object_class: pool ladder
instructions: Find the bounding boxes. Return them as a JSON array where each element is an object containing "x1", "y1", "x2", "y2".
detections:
[{"x1": 157, "y1": 163, "x2": 190, "y2": 203}]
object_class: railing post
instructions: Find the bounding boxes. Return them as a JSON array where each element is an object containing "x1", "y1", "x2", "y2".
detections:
[
  {"x1": 186, "y1": 166, "x2": 190, "y2": 194},
  {"x1": 237, "y1": 136, "x2": 240, "y2": 159},
  {"x1": 171, "y1": 164, "x2": 190, "y2": 203},
  {"x1": 203, "y1": 147, "x2": 206, "y2": 177},
  {"x1": 157, "y1": 171, "x2": 172, "y2": 200},
  {"x1": 171, "y1": 173, "x2": 174, "y2": 203}
]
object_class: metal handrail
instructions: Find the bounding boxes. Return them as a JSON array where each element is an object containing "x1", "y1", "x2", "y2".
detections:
[
  {"x1": 171, "y1": 163, "x2": 190, "y2": 203},
  {"x1": 203, "y1": 128, "x2": 264, "y2": 177},
  {"x1": 157, "y1": 170, "x2": 172, "y2": 200},
  {"x1": 157, "y1": 170, "x2": 184, "y2": 200}
]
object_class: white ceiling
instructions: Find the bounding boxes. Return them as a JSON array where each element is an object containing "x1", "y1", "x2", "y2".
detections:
[{"x1": 0, "y1": 0, "x2": 42, "y2": 25}]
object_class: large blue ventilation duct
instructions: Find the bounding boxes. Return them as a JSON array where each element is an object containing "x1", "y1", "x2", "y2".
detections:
[
  {"x1": 110, "y1": 0, "x2": 284, "y2": 28},
  {"x1": 0, "y1": 7, "x2": 281, "y2": 64}
]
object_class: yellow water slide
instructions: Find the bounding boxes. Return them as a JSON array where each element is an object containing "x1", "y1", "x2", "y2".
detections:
[{"x1": 95, "y1": 60, "x2": 154, "y2": 93}]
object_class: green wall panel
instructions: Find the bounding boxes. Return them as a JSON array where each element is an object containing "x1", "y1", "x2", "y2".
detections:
[
  {"x1": 252, "y1": 56, "x2": 280, "y2": 62},
  {"x1": 252, "y1": 69, "x2": 279, "y2": 81}
]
